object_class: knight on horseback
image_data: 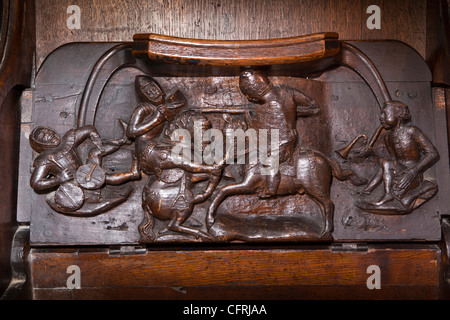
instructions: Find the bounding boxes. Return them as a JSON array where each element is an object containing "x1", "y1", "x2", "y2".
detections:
[
  {"x1": 238, "y1": 69, "x2": 318, "y2": 198},
  {"x1": 127, "y1": 76, "x2": 226, "y2": 241},
  {"x1": 206, "y1": 70, "x2": 367, "y2": 236}
]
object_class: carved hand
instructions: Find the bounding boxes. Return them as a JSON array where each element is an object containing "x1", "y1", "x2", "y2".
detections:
[
  {"x1": 56, "y1": 168, "x2": 74, "y2": 183},
  {"x1": 396, "y1": 167, "x2": 419, "y2": 192},
  {"x1": 158, "y1": 102, "x2": 184, "y2": 121},
  {"x1": 142, "y1": 103, "x2": 155, "y2": 117},
  {"x1": 90, "y1": 132, "x2": 104, "y2": 153}
]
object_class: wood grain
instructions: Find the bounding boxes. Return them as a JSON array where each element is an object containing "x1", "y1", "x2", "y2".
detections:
[
  {"x1": 29, "y1": 245, "x2": 441, "y2": 299},
  {"x1": 35, "y1": 0, "x2": 427, "y2": 69},
  {"x1": 32, "y1": 284, "x2": 440, "y2": 300},
  {"x1": 132, "y1": 32, "x2": 340, "y2": 66},
  {"x1": 361, "y1": 0, "x2": 427, "y2": 56}
]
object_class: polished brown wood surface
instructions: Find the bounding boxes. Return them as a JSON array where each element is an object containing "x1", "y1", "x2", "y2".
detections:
[
  {"x1": 29, "y1": 244, "x2": 441, "y2": 299},
  {"x1": 132, "y1": 32, "x2": 340, "y2": 66}
]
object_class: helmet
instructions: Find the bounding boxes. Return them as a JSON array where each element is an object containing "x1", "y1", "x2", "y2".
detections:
[
  {"x1": 30, "y1": 126, "x2": 61, "y2": 153},
  {"x1": 239, "y1": 70, "x2": 273, "y2": 102},
  {"x1": 135, "y1": 75, "x2": 164, "y2": 105}
]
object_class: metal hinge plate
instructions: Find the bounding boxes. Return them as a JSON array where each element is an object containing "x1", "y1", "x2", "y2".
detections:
[
  {"x1": 331, "y1": 242, "x2": 368, "y2": 252},
  {"x1": 108, "y1": 245, "x2": 147, "y2": 256}
]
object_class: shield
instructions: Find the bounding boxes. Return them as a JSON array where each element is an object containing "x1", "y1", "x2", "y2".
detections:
[
  {"x1": 54, "y1": 182, "x2": 84, "y2": 212},
  {"x1": 76, "y1": 163, "x2": 106, "y2": 190}
]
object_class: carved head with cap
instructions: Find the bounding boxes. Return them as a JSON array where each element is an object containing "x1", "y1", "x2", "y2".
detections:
[
  {"x1": 239, "y1": 69, "x2": 273, "y2": 103},
  {"x1": 380, "y1": 100, "x2": 411, "y2": 129},
  {"x1": 30, "y1": 126, "x2": 61, "y2": 153},
  {"x1": 136, "y1": 75, "x2": 165, "y2": 105}
]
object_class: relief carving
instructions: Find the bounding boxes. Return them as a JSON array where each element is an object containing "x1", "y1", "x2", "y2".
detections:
[
  {"x1": 205, "y1": 70, "x2": 367, "y2": 238},
  {"x1": 27, "y1": 33, "x2": 444, "y2": 244},
  {"x1": 356, "y1": 100, "x2": 439, "y2": 214},
  {"x1": 29, "y1": 124, "x2": 140, "y2": 215}
]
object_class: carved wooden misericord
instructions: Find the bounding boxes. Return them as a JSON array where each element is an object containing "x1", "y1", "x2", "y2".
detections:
[{"x1": 21, "y1": 32, "x2": 448, "y2": 246}]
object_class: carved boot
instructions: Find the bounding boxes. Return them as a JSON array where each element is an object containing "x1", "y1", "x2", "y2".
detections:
[
  {"x1": 370, "y1": 193, "x2": 395, "y2": 206},
  {"x1": 130, "y1": 151, "x2": 141, "y2": 180}
]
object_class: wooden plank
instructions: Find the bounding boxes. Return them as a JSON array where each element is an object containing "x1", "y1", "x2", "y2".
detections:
[
  {"x1": 34, "y1": 0, "x2": 427, "y2": 69},
  {"x1": 132, "y1": 32, "x2": 339, "y2": 66},
  {"x1": 0, "y1": 225, "x2": 15, "y2": 294},
  {"x1": 361, "y1": 0, "x2": 427, "y2": 57},
  {"x1": 32, "y1": 284, "x2": 440, "y2": 300},
  {"x1": 29, "y1": 245, "x2": 441, "y2": 299}
]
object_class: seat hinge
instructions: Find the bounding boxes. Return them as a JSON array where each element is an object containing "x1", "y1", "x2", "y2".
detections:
[
  {"x1": 331, "y1": 242, "x2": 368, "y2": 252},
  {"x1": 108, "y1": 245, "x2": 147, "y2": 256}
]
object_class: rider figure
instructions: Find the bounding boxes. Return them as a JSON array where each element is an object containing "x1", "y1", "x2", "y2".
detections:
[
  {"x1": 127, "y1": 75, "x2": 223, "y2": 178},
  {"x1": 238, "y1": 69, "x2": 318, "y2": 198}
]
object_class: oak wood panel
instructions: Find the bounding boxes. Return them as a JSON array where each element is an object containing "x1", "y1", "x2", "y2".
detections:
[
  {"x1": 0, "y1": 88, "x2": 21, "y2": 294},
  {"x1": 28, "y1": 39, "x2": 442, "y2": 245},
  {"x1": 32, "y1": 285, "x2": 440, "y2": 300},
  {"x1": 29, "y1": 245, "x2": 441, "y2": 299},
  {"x1": 361, "y1": 0, "x2": 427, "y2": 56},
  {"x1": 35, "y1": 0, "x2": 427, "y2": 69},
  {"x1": 132, "y1": 32, "x2": 340, "y2": 66}
]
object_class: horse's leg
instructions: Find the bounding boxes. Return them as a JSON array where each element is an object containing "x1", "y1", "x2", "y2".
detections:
[
  {"x1": 164, "y1": 209, "x2": 213, "y2": 241},
  {"x1": 139, "y1": 182, "x2": 157, "y2": 241},
  {"x1": 310, "y1": 194, "x2": 334, "y2": 237},
  {"x1": 138, "y1": 204, "x2": 155, "y2": 241},
  {"x1": 189, "y1": 173, "x2": 210, "y2": 183},
  {"x1": 301, "y1": 179, "x2": 334, "y2": 236},
  {"x1": 206, "y1": 168, "x2": 262, "y2": 228},
  {"x1": 193, "y1": 173, "x2": 221, "y2": 204},
  {"x1": 298, "y1": 153, "x2": 334, "y2": 236}
]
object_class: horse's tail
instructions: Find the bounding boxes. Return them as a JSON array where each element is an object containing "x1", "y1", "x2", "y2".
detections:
[{"x1": 327, "y1": 157, "x2": 367, "y2": 186}]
